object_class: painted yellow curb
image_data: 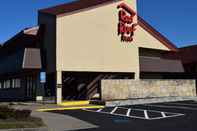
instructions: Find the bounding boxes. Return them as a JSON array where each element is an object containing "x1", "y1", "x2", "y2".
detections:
[
  {"x1": 37, "y1": 105, "x2": 104, "y2": 112},
  {"x1": 58, "y1": 100, "x2": 90, "y2": 106}
]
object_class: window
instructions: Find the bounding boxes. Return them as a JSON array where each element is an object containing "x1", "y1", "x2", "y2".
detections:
[
  {"x1": 4, "y1": 80, "x2": 11, "y2": 89},
  {"x1": 0, "y1": 79, "x2": 21, "y2": 89},
  {"x1": 15, "y1": 79, "x2": 21, "y2": 88},
  {"x1": 12, "y1": 79, "x2": 21, "y2": 88},
  {"x1": 12, "y1": 79, "x2": 15, "y2": 88},
  {"x1": 3, "y1": 81, "x2": 5, "y2": 89}
]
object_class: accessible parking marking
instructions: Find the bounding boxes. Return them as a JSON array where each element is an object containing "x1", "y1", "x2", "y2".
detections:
[{"x1": 82, "y1": 106, "x2": 184, "y2": 120}]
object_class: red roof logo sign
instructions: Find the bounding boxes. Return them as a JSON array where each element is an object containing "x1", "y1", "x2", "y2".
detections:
[{"x1": 117, "y1": 3, "x2": 137, "y2": 42}]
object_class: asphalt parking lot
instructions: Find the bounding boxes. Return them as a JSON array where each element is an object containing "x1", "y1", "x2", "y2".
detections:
[{"x1": 49, "y1": 100, "x2": 197, "y2": 131}]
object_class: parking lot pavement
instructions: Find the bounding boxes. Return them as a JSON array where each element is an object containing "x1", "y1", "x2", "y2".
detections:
[
  {"x1": 49, "y1": 100, "x2": 197, "y2": 131},
  {"x1": 83, "y1": 106, "x2": 184, "y2": 120}
]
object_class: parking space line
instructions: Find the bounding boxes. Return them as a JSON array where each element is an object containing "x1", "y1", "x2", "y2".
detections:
[
  {"x1": 144, "y1": 110, "x2": 149, "y2": 119},
  {"x1": 147, "y1": 104, "x2": 197, "y2": 111},
  {"x1": 84, "y1": 108, "x2": 184, "y2": 120},
  {"x1": 83, "y1": 108, "x2": 148, "y2": 120},
  {"x1": 119, "y1": 106, "x2": 180, "y2": 114},
  {"x1": 97, "y1": 109, "x2": 103, "y2": 112},
  {"x1": 161, "y1": 112, "x2": 166, "y2": 117},
  {"x1": 126, "y1": 109, "x2": 131, "y2": 116},
  {"x1": 129, "y1": 115, "x2": 147, "y2": 120},
  {"x1": 149, "y1": 114, "x2": 184, "y2": 120},
  {"x1": 110, "y1": 107, "x2": 118, "y2": 114},
  {"x1": 119, "y1": 107, "x2": 145, "y2": 112},
  {"x1": 82, "y1": 106, "x2": 185, "y2": 121}
]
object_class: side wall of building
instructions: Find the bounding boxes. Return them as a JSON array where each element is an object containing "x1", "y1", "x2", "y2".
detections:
[
  {"x1": 55, "y1": 0, "x2": 170, "y2": 79},
  {"x1": 38, "y1": 13, "x2": 56, "y2": 73},
  {"x1": 0, "y1": 78, "x2": 26, "y2": 101},
  {"x1": 135, "y1": 26, "x2": 170, "y2": 51},
  {"x1": 38, "y1": 0, "x2": 172, "y2": 78},
  {"x1": 37, "y1": 0, "x2": 175, "y2": 102},
  {"x1": 56, "y1": 1, "x2": 139, "y2": 77},
  {"x1": 38, "y1": 13, "x2": 57, "y2": 98},
  {"x1": 0, "y1": 49, "x2": 24, "y2": 75}
]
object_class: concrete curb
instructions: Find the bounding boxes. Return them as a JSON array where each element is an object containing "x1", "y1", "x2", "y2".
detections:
[
  {"x1": 37, "y1": 105, "x2": 104, "y2": 112},
  {"x1": 105, "y1": 97, "x2": 197, "y2": 107},
  {"x1": 0, "y1": 127, "x2": 48, "y2": 131},
  {"x1": 59, "y1": 100, "x2": 90, "y2": 106}
]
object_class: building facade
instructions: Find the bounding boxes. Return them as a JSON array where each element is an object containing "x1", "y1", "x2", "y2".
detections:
[
  {"x1": 0, "y1": 27, "x2": 42, "y2": 101},
  {"x1": 0, "y1": 0, "x2": 194, "y2": 103}
]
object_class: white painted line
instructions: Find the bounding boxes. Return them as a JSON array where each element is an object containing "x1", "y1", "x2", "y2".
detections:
[
  {"x1": 118, "y1": 107, "x2": 145, "y2": 111},
  {"x1": 129, "y1": 115, "x2": 148, "y2": 120},
  {"x1": 82, "y1": 107, "x2": 185, "y2": 121},
  {"x1": 118, "y1": 106, "x2": 178, "y2": 114},
  {"x1": 144, "y1": 110, "x2": 149, "y2": 119},
  {"x1": 161, "y1": 112, "x2": 166, "y2": 117},
  {"x1": 149, "y1": 114, "x2": 185, "y2": 120},
  {"x1": 83, "y1": 108, "x2": 148, "y2": 120},
  {"x1": 147, "y1": 104, "x2": 197, "y2": 111},
  {"x1": 126, "y1": 109, "x2": 131, "y2": 116},
  {"x1": 110, "y1": 107, "x2": 118, "y2": 114},
  {"x1": 97, "y1": 109, "x2": 103, "y2": 112},
  {"x1": 165, "y1": 102, "x2": 197, "y2": 107}
]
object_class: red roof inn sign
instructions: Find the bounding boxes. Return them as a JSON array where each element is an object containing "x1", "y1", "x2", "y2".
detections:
[{"x1": 117, "y1": 3, "x2": 137, "y2": 42}]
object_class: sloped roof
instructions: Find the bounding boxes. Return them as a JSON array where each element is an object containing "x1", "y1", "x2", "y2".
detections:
[
  {"x1": 138, "y1": 16, "x2": 178, "y2": 52},
  {"x1": 39, "y1": 0, "x2": 178, "y2": 52},
  {"x1": 2, "y1": 26, "x2": 39, "y2": 47},
  {"x1": 0, "y1": 26, "x2": 41, "y2": 58},
  {"x1": 39, "y1": 0, "x2": 120, "y2": 16},
  {"x1": 23, "y1": 26, "x2": 39, "y2": 35}
]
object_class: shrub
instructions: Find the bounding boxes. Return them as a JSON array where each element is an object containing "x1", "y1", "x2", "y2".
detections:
[
  {"x1": 0, "y1": 106, "x2": 31, "y2": 120},
  {"x1": 14, "y1": 110, "x2": 32, "y2": 120},
  {"x1": 0, "y1": 106, "x2": 15, "y2": 119}
]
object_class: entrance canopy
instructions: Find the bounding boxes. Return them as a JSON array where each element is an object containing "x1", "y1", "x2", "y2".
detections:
[{"x1": 140, "y1": 56, "x2": 184, "y2": 73}]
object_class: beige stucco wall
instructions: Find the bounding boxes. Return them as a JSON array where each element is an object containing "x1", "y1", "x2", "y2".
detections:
[
  {"x1": 134, "y1": 26, "x2": 170, "y2": 50},
  {"x1": 56, "y1": 0, "x2": 140, "y2": 77},
  {"x1": 40, "y1": 0, "x2": 172, "y2": 78}
]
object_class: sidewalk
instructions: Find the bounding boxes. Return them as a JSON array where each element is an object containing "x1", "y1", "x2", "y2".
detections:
[{"x1": 12, "y1": 103, "x2": 98, "y2": 131}]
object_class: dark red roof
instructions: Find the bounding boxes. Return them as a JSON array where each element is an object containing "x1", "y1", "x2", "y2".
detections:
[
  {"x1": 39, "y1": 0, "x2": 121, "y2": 16},
  {"x1": 0, "y1": 26, "x2": 42, "y2": 58},
  {"x1": 39, "y1": 0, "x2": 178, "y2": 52}
]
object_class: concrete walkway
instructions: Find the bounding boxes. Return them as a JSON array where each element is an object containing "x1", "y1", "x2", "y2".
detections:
[{"x1": 12, "y1": 103, "x2": 98, "y2": 131}]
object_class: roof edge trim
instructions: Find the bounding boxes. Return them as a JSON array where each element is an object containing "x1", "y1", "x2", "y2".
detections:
[
  {"x1": 39, "y1": 0, "x2": 123, "y2": 17},
  {"x1": 138, "y1": 16, "x2": 178, "y2": 52}
]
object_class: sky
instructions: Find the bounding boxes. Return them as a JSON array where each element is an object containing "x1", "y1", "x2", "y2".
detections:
[{"x1": 0, "y1": 0, "x2": 197, "y2": 47}]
